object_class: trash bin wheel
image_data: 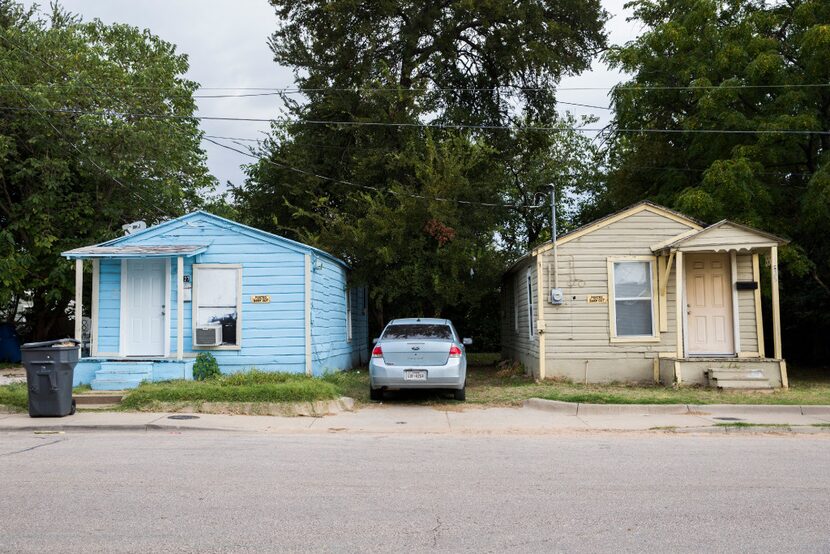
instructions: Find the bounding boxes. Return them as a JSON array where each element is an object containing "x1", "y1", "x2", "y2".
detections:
[{"x1": 70, "y1": 399, "x2": 76, "y2": 416}]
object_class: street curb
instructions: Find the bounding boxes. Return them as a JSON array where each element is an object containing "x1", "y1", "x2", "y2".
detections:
[
  {"x1": 689, "y1": 404, "x2": 803, "y2": 415},
  {"x1": 525, "y1": 398, "x2": 689, "y2": 415},
  {"x1": 522, "y1": 399, "x2": 578, "y2": 415},
  {"x1": 524, "y1": 398, "x2": 830, "y2": 417},
  {"x1": 578, "y1": 403, "x2": 689, "y2": 416},
  {"x1": 670, "y1": 425, "x2": 830, "y2": 435}
]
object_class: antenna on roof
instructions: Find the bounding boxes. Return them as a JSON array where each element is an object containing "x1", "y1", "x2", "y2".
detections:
[{"x1": 121, "y1": 221, "x2": 146, "y2": 235}]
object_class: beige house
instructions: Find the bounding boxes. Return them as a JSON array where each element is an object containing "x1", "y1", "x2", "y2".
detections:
[{"x1": 501, "y1": 201, "x2": 789, "y2": 388}]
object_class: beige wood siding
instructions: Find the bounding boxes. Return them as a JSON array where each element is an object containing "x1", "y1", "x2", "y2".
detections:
[
  {"x1": 539, "y1": 210, "x2": 697, "y2": 379},
  {"x1": 736, "y1": 253, "x2": 759, "y2": 353},
  {"x1": 501, "y1": 257, "x2": 539, "y2": 375},
  {"x1": 677, "y1": 223, "x2": 777, "y2": 251}
]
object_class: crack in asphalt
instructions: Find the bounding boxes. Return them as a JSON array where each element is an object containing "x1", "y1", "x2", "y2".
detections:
[
  {"x1": 0, "y1": 437, "x2": 65, "y2": 457},
  {"x1": 431, "y1": 515, "x2": 443, "y2": 547}
]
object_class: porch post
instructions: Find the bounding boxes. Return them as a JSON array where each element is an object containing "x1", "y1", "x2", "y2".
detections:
[
  {"x1": 770, "y1": 246, "x2": 787, "y2": 389},
  {"x1": 74, "y1": 259, "x2": 83, "y2": 341},
  {"x1": 674, "y1": 250, "x2": 684, "y2": 384},
  {"x1": 770, "y1": 246, "x2": 782, "y2": 360},
  {"x1": 177, "y1": 256, "x2": 184, "y2": 361}
]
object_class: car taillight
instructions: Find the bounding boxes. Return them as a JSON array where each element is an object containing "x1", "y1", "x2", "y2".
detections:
[
  {"x1": 449, "y1": 345, "x2": 462, "y2": 358},
  {"x1": 372, "y1": 345, "x2": 383, "y2": 358}
]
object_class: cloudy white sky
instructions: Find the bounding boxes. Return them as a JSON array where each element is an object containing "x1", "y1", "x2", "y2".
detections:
[{"x1": 25, "y1": 0, "x2": 639, "y2": 189}]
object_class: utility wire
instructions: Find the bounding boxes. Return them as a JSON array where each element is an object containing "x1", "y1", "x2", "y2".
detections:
[
  {"x1": 1, "y1": 106, "x2": 827, "y2": 136},
  {"x1": 204, "y1": 136, "x2": 544, "y2": 210},
  {"x1": 2, "y1": 83, "x2": 829, "y2": 92},
  {"x1": 202, "y1": 134, "x2": 818, "y2": 178}
]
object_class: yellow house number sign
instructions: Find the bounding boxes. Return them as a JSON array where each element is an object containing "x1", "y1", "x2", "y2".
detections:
[
  {"x1": 251, "y1": 295, "x2": 271, "y2": 304},
  {"x1": 587, "y1": 295, "x2": 608, "y2": 304}
]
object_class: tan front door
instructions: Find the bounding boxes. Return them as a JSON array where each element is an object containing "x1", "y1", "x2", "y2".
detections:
[{"x1": 685, "y1": 253, "x2": 734, "y2": 355}]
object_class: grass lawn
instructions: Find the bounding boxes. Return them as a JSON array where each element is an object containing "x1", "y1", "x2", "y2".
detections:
[
  {"x1": 120, "y1": 370, "x2": 340, "y2": 410},
  {"x1": 0, "y1": 382, "x2": 27, "y2": 411},
  {"x1": 328, "y1": 361, "x2": 830, "y2": 406},
  {"x1": 2, "y1": 358, "x2": 829, "y2": 412}
]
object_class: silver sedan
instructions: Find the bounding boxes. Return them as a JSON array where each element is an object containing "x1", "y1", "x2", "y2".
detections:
[{"x1": 369, "y1": 318, "x2": 471, "y2": 401}]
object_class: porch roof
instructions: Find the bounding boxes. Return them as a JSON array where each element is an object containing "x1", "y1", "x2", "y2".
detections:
[
  {"x1": 651, "y1": 220, "x2": 788, "y2": 255},
  {"x1": 62, "y1": 244, "x2": 209, "y2": 259}
]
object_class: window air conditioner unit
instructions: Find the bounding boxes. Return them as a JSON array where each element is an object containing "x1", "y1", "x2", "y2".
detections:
[{"x1": 194, "y1": 324, "x2": 222, "y2": 346}]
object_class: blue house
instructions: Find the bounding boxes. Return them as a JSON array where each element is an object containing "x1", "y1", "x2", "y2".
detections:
[{"x1": 62, "y1": 211, "x2": 369, "y2": 389}]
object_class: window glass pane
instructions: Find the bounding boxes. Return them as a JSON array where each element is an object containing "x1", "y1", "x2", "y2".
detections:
[
  {"x1": 382, "y1": 324, "x2": 453, "y2": 340},
  {"x1": 195, "y1": 267, "x2": 239, "y2": 345},
  {"x1": 196, "y1": 268, "x2": 237, "y2": 307},
  {"x1": 614, "y1": 262, "x2": 651, "y2": 298},
  {"x1": 616, "y1": 299, "x2": 652, "y2": 336}
]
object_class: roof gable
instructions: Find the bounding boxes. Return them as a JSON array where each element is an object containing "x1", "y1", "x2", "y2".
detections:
[
  {"x1": 655, "y1": 220, "x2": 788, "y2": 253},
  {"x1": 532, "y1": 201, "x2": 703, "y2": 256},
  {"x1": 91, "y1": 211, "x2": 348, "y2": 267}
]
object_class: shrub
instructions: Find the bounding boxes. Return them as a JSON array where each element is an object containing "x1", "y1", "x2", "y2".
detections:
[{"x1": 193, "y1": 352, "x2": 221, "y2": 381}]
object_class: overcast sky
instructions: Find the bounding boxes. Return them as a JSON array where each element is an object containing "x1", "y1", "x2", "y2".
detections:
[{"x1": 25, "y1": 0, "x2": 639, "y2": 190}]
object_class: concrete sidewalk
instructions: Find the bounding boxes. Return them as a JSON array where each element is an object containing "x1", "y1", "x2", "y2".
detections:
[{"x1": 2, "y1": 399, "x2": 830, "y2": 434}]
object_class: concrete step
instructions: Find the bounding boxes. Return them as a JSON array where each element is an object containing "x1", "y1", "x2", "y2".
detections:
[
  {"x1": 707, "y1": 368, "x2": 765, "y2": 376},
  {"x1": 91, "y1": 378, "x2": 147, "y2": 391},
  {"x1": 73, "y1": 392, "x2": 125, "y2": 405},
  {"x1": 711, "y1": 375, "x2": 769, "y2": 383},
  {"x1": 712, "y1": 379, "x2": 774, "y2": 390}
]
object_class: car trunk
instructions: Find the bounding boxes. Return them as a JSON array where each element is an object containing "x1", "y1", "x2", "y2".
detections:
[{"x1": 381, "y1": 341, "x2": 451, "y2": 366}]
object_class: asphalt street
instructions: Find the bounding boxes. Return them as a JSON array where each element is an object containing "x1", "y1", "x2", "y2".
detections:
[{"x1": 1, "y1": 431, "x2": 828, "y2": 553}]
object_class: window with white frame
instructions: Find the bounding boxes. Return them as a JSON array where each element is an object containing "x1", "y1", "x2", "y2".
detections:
[
  {"x1": 610, "y1": 260, "x2": 656, "y2": 339},
  {"x1": 526, "y1": 270, "x2": 535, "y2": 339},
  {"x1": 193, "y1": 264, "x2": 242, "y2": 348},
  {"x1": 345, "y1": 287, "x2": 353, "y2": 342}
]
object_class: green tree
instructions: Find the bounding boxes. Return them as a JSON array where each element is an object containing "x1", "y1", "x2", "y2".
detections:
[
  {"x1": 0, "y1": 3, "x2": 214, "y2": 339},
  {"x1": 236, "y1": 0, "x2": 608, "y2": 343},
  {"x1": 603, "y1": 0, "x2": 830, "y2": 362}
]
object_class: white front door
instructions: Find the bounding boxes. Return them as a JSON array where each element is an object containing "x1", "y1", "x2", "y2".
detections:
[
  {"x1": 125, "y1": 259, "x2": 166, "y2": 356},
  {"x1": 685, "y1": 253, "x2": 734, "y2": 355}
]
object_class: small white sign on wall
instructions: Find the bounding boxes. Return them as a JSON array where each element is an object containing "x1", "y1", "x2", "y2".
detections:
[{"x1": 183, "y1": 274, "x2": 192, "y2": 302}]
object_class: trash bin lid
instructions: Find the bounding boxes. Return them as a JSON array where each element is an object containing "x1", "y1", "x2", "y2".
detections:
[{"x1": 21, "y1": 338, "x2": 81, "y2": 349}]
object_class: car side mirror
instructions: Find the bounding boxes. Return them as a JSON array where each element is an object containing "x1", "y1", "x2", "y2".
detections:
[
  {"x1": 372, "y1": 337, "x2": 379, "y2": 344},
  {"x1": 462, "y1": 338, "x2": 473, "y2": 346}
]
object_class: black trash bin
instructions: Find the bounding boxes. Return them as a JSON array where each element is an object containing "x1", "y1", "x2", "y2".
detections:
[{"x1": 21, "y1": 339, "x2": 80, "y2": 417}]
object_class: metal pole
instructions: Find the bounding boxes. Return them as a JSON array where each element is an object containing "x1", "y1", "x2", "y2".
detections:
[{"x1": 551, "y1": 185, "x2": 559, "y2": 288}]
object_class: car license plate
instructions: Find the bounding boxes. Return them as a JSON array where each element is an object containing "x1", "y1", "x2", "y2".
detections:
[{"x1": 404, "y1": 370, "x2": 427, "y2": 381}]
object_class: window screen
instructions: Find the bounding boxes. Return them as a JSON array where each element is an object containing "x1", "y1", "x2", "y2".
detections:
[
  {"x1": 613, "y1": 261, "x2": 653, "y2": 337},
  {"x1": 194, "y1": 265, "x2": 241, "y2": 346}
]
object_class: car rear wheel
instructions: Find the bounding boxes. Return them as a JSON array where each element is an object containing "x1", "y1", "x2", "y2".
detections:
[
  {"x1": 370, "y1": 386, "x2": 383, "y2": 402},
  {"x1": 453, "y1": 386, "x2": 466, "y2": 401}
]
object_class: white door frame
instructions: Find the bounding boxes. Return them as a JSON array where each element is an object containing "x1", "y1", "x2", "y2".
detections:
[
  {"x1": 683, "y1": 252, "x2": 736, "y2": 357},
  {"x1": 119, "y1": 258, "x2": 171, "y2": 358}
]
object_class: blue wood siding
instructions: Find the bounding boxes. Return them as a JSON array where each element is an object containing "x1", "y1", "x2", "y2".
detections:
[
  {"x1": 97, "y1": 259, "x2": 121, "y2": 353},
  {"x1": 87, "y1": 212, "x2": 367, "y2": 378},
  {"x1": 310, "y1": 259, "x2": 368, "y2": 374}
]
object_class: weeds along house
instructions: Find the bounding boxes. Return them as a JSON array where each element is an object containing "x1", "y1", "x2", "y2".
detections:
[
  {"x1": 501, "y1": 201, "x2": 789, "y2": 388},
  {"x1": 62, "y1": 211, "x2": 368, "y2": 389}
]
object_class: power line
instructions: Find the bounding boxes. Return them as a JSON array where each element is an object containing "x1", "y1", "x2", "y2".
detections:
[
  {"x1": 204, "y1": 136, "x2": 544, "y2": 210},
  {"x1": 2, "y1": 105, "x2": 828, "y2": 135},
  {"x1": 201, "y1": 134, "x2": 818, "y2": 177},
  {"x1": 2, "y1": 83, "x2": 829, "y2": 92},
  {"x1": 189, "y1": 91, "x2": 612, "y2": 111}
]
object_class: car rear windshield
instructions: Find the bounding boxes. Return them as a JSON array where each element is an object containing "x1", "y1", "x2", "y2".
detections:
[{"x1": 383, "y1": 324, "x2": 453, "y2": 341}]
